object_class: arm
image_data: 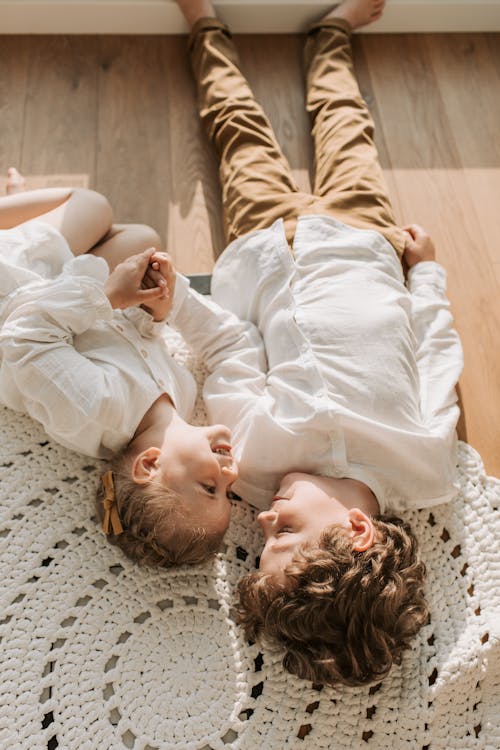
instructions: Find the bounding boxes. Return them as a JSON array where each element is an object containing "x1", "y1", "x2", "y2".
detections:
[
  {"x1": 403, "y1": 225, "x2": 463, "y2": 430},
  {"x1": 0, "y1": 255, "x2": 118, "y2": 443},
  {"x1": 168, "y1": 274, "x2": 268, "y2": 422},
  {"x1": 0, "y1": 250, "x2": 167, "y2": 445},
  {"x1": 169, "y1": 273, "x2": 266, "y2": 374}
]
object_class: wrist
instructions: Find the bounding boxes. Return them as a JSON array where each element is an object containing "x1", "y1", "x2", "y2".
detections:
[
  {"x1": 140, "y1": 304, "x2": 166, "y2": 322},
  {"x1": 104, "y1": 283, "x2": 118, "y2": 309}
]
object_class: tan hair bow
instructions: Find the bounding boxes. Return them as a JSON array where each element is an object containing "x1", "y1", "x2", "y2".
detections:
[{"x1": 101, "y1": 471, "x2": 124, "y2": 536}]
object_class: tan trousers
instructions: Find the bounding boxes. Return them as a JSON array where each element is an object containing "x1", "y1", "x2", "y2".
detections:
[{"x1": 188, "y1": 17, "x2": 405, "y2": 256}]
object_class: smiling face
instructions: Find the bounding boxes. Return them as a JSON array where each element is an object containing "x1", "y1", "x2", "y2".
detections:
[
  {"x1": 158, "y1": 422, "x2": 238, "y2": 536},
  {"x1": 133, "y1": 422, "x2": 238, "y2": 538},
  {"x1": 257, "y1": 473, "x2": 378, "y2": 576}
]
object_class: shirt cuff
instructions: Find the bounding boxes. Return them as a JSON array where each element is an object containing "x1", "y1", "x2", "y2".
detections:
[
  {"x1": 123, "y1": 306, "x2": 166, "y2": 338},
  {"x1": 167, "y1": 273, "x2": 193, "y2": 324},
  {"x1": 407, "y1": 261, "x2": 447, "y2": 293},
  {"x1": 62, "y1": 254, "x2": 113, "y2": 320},
  {"x1": 63, "y1": 253, "x2": 109, "y2": 283}
]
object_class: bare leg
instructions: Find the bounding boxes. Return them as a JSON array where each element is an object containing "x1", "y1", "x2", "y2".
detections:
[
  {"x1": 323, "y1": 0, "x2": 385, "y2": 27},
  {"x1": 90, "y1": 223, "x2": 161, "y2": 271},
  {"x1": 1, "y1": 170, "x2": 113, "y2": 255},
  {"x1": 2, "y1": 169, "x2": 160, "y2": 270},
  {"x1": 176, "y1": 0, "x2": 215, "y2": 26}
]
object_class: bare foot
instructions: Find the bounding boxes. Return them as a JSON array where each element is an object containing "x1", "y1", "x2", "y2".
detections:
[
  {"x1": 323, "y1": 0, "x2": 385, "y2": 30},
  {"x1": 6, "y1": 167, "x2": 26, "y2": 195},
  {"x1": 176, "y1": 0, "x2": 216, "y2": 28}
]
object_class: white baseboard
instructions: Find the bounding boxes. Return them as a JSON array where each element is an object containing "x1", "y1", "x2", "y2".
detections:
[{"x1": 1, "y1": 0, "x2": 499, "y2": 34}]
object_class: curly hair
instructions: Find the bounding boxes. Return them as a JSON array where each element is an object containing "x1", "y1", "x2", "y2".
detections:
[
  {"x1": 95, "y1": 447, "x2": 225, "y2": 567},
  {"x1": 237, "y1": 515, "x2": 428, "y2": 687}
]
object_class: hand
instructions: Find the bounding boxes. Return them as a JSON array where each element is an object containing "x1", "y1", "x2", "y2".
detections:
[
  {"x1": 140, "y1": 251, "x2": 177, "y2": 321},
  {"x1": 104, "y1": 247, "x2": 168, "y2": 311},
  {"x1": 402, "y1": 224, "x2": 436, "y2": 268}
]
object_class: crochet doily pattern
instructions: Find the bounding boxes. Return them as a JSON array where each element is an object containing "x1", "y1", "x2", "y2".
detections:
[{"x1": 1, "y1": 328, "x2": 500, "y2": 750}]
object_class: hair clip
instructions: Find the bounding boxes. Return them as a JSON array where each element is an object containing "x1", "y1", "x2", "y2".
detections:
[{"x1": 101, "y1": 471, "x2": 124, "y2": 535}]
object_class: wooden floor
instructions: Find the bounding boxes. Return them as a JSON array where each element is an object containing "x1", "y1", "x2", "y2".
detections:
[{"x1": 0, "y1": 33, "x2": 498, "y2": 478}]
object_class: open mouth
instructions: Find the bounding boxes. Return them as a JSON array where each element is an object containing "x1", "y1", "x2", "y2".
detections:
[{"x1": 212, "y1": 444, "x2": 232, "y2": 456}]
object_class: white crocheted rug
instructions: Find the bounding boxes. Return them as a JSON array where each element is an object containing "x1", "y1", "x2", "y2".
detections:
[{"x1": 2, "y1": 328, "x2": 500, "y2": 750}]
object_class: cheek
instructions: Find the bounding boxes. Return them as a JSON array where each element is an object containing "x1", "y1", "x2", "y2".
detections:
[
  {"x1": 222, "y1": 502, "x2": 232, "y2": 529},
  {"x1": 213, "y1": 499, "x2": 232, "y2": 534},
  {"x1": 257, "y1": 546, "x2": 271, "y2": 572},
  {"x1": 258, "y1": 546, "x2": 293, "y2": 576}
]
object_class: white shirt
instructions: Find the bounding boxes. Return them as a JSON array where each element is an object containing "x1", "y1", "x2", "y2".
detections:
[
  {"x1": 0, "y1": 222, "x2": 196, "y2": 459},
  {"x1": 170, "y1": 216, "x2": 463, "y2": 513}
]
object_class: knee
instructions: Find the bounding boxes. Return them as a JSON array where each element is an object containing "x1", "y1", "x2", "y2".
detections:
[
  {"x1": 124, "y1": 223, "x2": 161, "y2": 251},
  {"x1": 75, "y1": 188, "x2": 113, "y2": 232}
]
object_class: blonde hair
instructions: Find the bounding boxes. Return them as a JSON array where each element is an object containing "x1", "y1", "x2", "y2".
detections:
[
  {"x1": 237, "y1": 515, "x2": 428, "y2": 687},
  {"x1": 95, "y1": 447, "x2": 225, "y2": 567}
]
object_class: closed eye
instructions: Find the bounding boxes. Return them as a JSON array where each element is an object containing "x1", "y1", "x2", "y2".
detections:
[
  {"x1": 201, "y1": 483, "x2": 217, "y2": 496},
  {"x1": 276, "y1": 527, "x2": 292, "y2": 535}
]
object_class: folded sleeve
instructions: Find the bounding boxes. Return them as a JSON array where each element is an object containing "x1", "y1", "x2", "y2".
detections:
[
  {"x1": 0, "y1": 256, "x2": 120, "y2": 443},
  {"x1": 407, "y1": 261, "x2": 463, "y2": 432},
  {"x1": 168, "y1": 274, "x2": 268, "y2": 421}
]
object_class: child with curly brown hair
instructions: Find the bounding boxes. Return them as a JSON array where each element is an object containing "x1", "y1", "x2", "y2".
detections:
[
  {"x1": 0, "y1": 170, "x2": 239, "y2": 567},
  {"x1": 170, "y1": 0, "x2": 463, "y2": 685}
]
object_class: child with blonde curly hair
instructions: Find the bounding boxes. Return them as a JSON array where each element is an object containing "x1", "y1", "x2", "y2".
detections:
[
  {"x1": 170, "y1": 0, "x2": 463, "y2": 685},
  {"x1": 0, "y1": 170, "x2": 239, "y2": 567}
]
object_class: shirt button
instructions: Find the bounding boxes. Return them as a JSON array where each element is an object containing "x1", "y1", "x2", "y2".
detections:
[
  {"x1": 141, "y1": 349, "x2": 148, "y2": 358},
  {"x1": 158, "y1": 378, "x2": 164, "y2": 386}
]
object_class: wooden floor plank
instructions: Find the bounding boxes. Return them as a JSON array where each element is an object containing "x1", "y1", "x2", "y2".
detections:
[
  {"x1": 21, "y1": 36, "x2": 99, "y2": 180},
  {"x1": 96, "y1": 37, "x2": 170, "y2": 238},
  {"x1": 427, "y1": 33, "x2": 500, "y2": 167},
  {"x1": 426, "y1": 33, "x2": 500, "y2": 270},
  {"x1": 0, "y1": 37, "x2": 30, "y2": 171},
  {"x1": 163, "y1": 35, "x2": 224, "y2": 273},
  {"x1": 360, "y1": 34, "x2": 462, "y2": 169}
]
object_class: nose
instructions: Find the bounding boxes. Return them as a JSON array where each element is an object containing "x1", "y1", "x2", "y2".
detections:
[
  {"x1": 257, "y1": 509, "x2": 277, "y2": 532},
  {"x1": 207, "y1": 424, "x2": 232, "y2": 441},
  {"x1": 221, "y1": 462, "x2": 239, "y2": 483}
]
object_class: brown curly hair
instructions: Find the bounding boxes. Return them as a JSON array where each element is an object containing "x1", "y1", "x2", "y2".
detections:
[
  {"x1": 95, "y1": 447, "x2": 225, "y2": 567},
  {"x1": 237, "y1": 515, "x2": 428, "y2": 687}
]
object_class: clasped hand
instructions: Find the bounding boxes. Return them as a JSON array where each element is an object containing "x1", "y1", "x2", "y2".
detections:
[
  {"x1": 402, "y1": 224, "x2": 436, "y2": 268},
  {"x1": 104, "y1": 247, "x2": 176, "y2": 321}
]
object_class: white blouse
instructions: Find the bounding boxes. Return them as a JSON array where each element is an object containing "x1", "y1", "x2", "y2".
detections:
[{"x1": 0, "y1": 222, "x2": 196, "y2": 459}]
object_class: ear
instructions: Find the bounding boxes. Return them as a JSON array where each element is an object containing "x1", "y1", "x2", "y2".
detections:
[
  {"x1": 131, "y1": 447, "x2": 162, "y2": 484},
  {"x1": 347, "y1": 508, "x2": 375, "y2": 552}
]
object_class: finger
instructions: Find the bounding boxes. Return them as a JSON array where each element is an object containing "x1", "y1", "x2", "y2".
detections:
[
  {"x1": 407, "y1": 223, "x2": 428, "y2": 240},
  {"x1": 132, "y1": 247, "x2": 158, "y2": 272},
  {"x1": 141, "y1": 275, "x2": 156, "y2": 290},
  {"x1": 403, "y1": 237, "x2": 415, "y2": 252},
  {"x1": 137, "y1": 286, "x2": 168, "y2": 302},
  {"x1": 401, "y1": 228, "x2": 414, "y2": 247},
  {"x1": 401, "y1": 224, "x2": 418, "y2": 240},
  {"x1": 150, "y1": 252, "x2": 174, "y2": 274},
  {"x1": 150, "y1": 250, "x2": 171, "y2": 263},
  {"x1": 145, "y1": 267, "x2": 167, "y2": 288}
]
